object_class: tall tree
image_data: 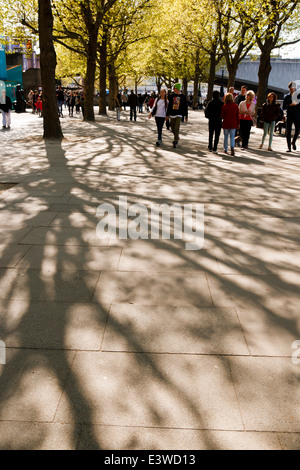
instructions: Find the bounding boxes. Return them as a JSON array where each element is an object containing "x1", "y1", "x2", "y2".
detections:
[
  {"x1": 242, "y1": 0, "x2": 300, "y2": 108},
  {"x1": 38, "y1": 0, "x2": 63, "y2": 139},
  {"x1": 214, "y1": 0, "x2": 257, "y2": 87}
]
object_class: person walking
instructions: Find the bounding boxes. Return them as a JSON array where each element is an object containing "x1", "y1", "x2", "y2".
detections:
[
  {"x1": 283, "y1": 81, "x2": 300, "y2": 152},
  {"x1": 128, "y1": 90, "x2": 138, "y2": 121},
  {"x1": 57, "y1": 85, "x2": 65, "y2": 117},
  {"x1": 221, "y1": 92, "x2": 240, "y2": 156},
  {"x1": 259, "y1": 92, "x2": 281, "y2": 151},
  {"x1": 0, "y1": 89, "x2": 12, "y2": 129},
  {"x1": 115, "y1": 92, "x2": 122, "y2": 121},
  {"x1": 205, "y1": 90, "x2": 224, "y2": 153},
  {"x1": 238, "y1": 90, "x2": 256, "y2": 150},
  {"x1": 166, "y1": 83, "x2": 188, "y2": 148},
  {"x1": 67, "y1": 91, "x2": 75, "y2": 117},
  {"x1": 138, "y1": 93, "x2": 144, "y2": 113},
  {"x1": 149, "y1": 88, "x2": 168, "y2": 147},
  {"x1": 121, "y1": 90, "x2": 128, "y2": 110}
]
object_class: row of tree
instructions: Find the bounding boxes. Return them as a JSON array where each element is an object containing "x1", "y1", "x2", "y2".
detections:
[{"x1": 1, "y1": 0, "x2": 300, "y2": 139}]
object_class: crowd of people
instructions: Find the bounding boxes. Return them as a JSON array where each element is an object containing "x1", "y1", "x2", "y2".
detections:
[
  {"x1": 1, "y1": 80, "x2": 299, "y2": 156},
  {"x1": 26, "y1": 86, "x2": 85, "y2": 119},
  {"x1": 204, "y1": 81, "x2": 300, "y2": 155}
]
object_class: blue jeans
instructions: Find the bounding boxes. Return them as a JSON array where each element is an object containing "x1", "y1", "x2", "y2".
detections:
[
  {"x1": 155, "y1": 117, "x2": 165, "y2": 141},
  {"x1": 223, "y1": 129, "x2": 236, "y2": 152},
  {"x1": 262, "y1": 121, "x2": 275, "y2": 147}
]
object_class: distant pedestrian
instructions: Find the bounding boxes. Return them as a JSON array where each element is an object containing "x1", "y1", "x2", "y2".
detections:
[
  {"x1": 128, "y1": 90, "x2": 138, "y2": 121},
  {"x1": 259, "y1": 92, "x2": 281, "y2": 152},
  {"x1": 67, "y1": 91, "x2": 75, "y2": 117},
  {"x1": 115, "y1": 92, "x2": 122, "y2": 121},
  {"x1": 205, "y1": 90, "x2": 224, "y2": 153},
  {"x1": 0, "y1": 89, "x2": 12, "y2": 129},
  {"x1": 166, "y1": 83, "x2": 188, "y2": 148},
  {"x1": 27, "y1": 89, "x2": 34, "y2": 113},
  {"x1": 221, "y1": 92, "x2": 240, "y2": 156},
  {"x1": 283, "y1": 81, "x2": 300, "y2": 152},
  {"x1": 138, "y1": 93, "x2": 144, "y2": 113},
  {"x1": 75, "y1": 93, "x2": 81, "y2": 114},
  {"x1": 149, "y1": 88, "x2": 168, "y2": 147},
  {"x1": 36, "y1": 93, "x2": 43, "y2": 117},
  {"x1": 238, "y1": 90, "x2": 256, "y2": 150},
  {"x1": 121, "y1": 90, "x2": 128, "y2": 110},
  {"x1": 57, "y1": 85, "x2": 64, "y2": 117}
]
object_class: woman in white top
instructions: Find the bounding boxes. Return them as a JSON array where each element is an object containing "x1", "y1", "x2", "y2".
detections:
[{"x1": 149, "y1": 89, "x2": 168, "y2": 147}]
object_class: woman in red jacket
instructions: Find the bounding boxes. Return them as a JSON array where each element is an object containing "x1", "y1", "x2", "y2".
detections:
[{"x1": 221, "y1": 93, "x2": 240, "y2": 156}]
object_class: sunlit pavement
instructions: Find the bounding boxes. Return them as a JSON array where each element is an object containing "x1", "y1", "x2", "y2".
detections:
[{"x1": 0, "y1": 107, "x2": 300, "y2": 450}]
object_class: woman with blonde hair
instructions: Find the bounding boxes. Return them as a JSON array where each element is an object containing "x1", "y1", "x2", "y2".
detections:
[
  {"x1": 221, "y1": 92, "x2": 240, "y2": 156},
  {"x1": 238, "y1": 90, "x2": 256, "y2": 150}
]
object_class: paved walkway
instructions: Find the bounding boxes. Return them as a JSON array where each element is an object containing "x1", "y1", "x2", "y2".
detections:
[{"x1": 0, "y1": 107, "x2": 300, "y2": 450}]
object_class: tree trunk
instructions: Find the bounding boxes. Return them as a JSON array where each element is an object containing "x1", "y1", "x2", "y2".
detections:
[
  {"x1": 207, "y1": 52, "x2": 217, "y2": 103},
  {"x1": 108, "y1": 61, "x2": 118, "y2": 111},
  {"x1": 99, "y1": 32, "x2": 107, "y2": 115},
  {"x1": 182, "y1": 77, "x2": 188, "y2": 97},
  {"x1": 38, "y1": 0, "x2": 63, "y2": 140},
  {"x1": 226, "y1": 62, "x2": 238, "y2": 89},
  {"x1": 193, "y1": 48, "x2": 200, "y2": 109},
  {"x1": 84, "y1": 32, "x2": 98, "y2": 121},
  {"x1": 156, "y1": 76, "x2": 162, "y2": 94},
  {"x1": 256, "y1": 48, "x2": 272, "y2": 110}
]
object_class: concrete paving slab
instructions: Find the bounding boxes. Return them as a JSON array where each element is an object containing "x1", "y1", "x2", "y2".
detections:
[
  {"x1": 229, "y1": 357, "x2": 300, "y2": 432},
  {"x1": 0, "y1": 244, "x2": 31, "y2": 268},
  {"x1": 0, "y1": 300, "x2": 109, "y2": 350},
  {"x1": 236, "y1": 307, "x2": 300, "y2": 356},
  {"x1": 0, "y1": 209, "x2": 58, "y2": 227},
  {"x1": 50, "y1": 211, "x2": 102, "y2": 229},
  {"x1": 18, "y1": 225, "x2": 112, "y2": 246},
  {"x1": 206, "y1": 273, "x2": 300, "y2": 316},
  {"x1": 55, "y1": 352, "x2": 244, "y2": 430},
  {"x1": 117, "y1": 240, "x2": 218, "y2": 273},
  {"x1": 0, "y1": 421, "x2": 80, "y2": 450},
  {"x1": 92, "y1": 271, "x2": 213, "y2": 306},
  {"x1": 0, "y1": 227, "x2": 33, "y2": 244},
  {"x1": 15, "y1": 245, "x2": 121, "y2": 271},
  {"x1": 0, "y1": 349, "x2": 75, "y2": 422},
  {"x1": 102, "y1": 304, "x2": 250, "y2": 355},
  {"x1": 0, "y1": 268, "x2": 100, "y2": 302},
  {"x1": 78, "y1": 426, "x2": 282, "y2": 450},
  {"x1": 278, "y1": 433, "x2": 300, "y2": 450}
]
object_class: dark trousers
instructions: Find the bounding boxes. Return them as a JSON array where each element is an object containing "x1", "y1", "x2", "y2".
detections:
[
  {"x1": 286, "y1": 117, "x2": 300, "y2": 149},
  {"x1": 155, "y1": 117, "x2": 165, "y2": 141},
  {"x1": 239, "y1": 119, "x2": 252, "y2": 148},
  {"x1": 130, "y1": 106, "x2": 136, "y2": 121},
  {"x1": 208, "y1": 121, "x2": 222, "y2": 151}
]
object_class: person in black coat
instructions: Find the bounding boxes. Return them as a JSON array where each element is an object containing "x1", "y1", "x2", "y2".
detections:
[
  {"x1": 205, "y1": 90, "x2": 224, "y2": 152},
  {"x1": 127, "y1": 90, "x2": 138, "y2": 121},
  {"x1": 283, "y1": 81, "x2": 300, "y2": 152},
  {"x1": 0, "y1": 89, "x2": 12, "y2": 129}
]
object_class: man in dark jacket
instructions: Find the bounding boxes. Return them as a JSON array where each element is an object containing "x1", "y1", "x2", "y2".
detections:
[
  {"x1": 128, "y1": 90, "x2": 138, "y2": 121},
  {"x1": 283, "y1": 81, "x2": 300, "y2": 152},
  {"x1": 205, "y1": 90, "x2": 224, "y2": 152},
  {"x1": 166, "y1": 83, "x2": 188, "y2": 148},
  {"x1": 0, "y1": 89, "x2": 12, "y2": 129}
]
